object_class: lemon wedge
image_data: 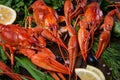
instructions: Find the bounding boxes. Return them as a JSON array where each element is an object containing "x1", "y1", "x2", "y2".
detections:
[
  {"x1": 75, "y1": 68, "x2": 101, "y2": 80},
  {"x1": 0, "y1": 4, "x2": 16, "y2": 25},
  {"x1": 86, "y1": 65, "x2": 105, "y2": 80}
]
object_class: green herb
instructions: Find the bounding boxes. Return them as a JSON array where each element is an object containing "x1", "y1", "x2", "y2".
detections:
[
  {"x1": 43, "y1": 0, "x2": 64, "y2": 9},
  {"x1": 0, "y1": 46, "x2": 7, "y2": 62},
  {"x1": 113, "y1": 22, "x2": 120, "y2": 37},
  {"x1": 100, "y1": 0, "x2": 109, "y2": 14},
  {"x1": 0, "y1": 0, "x2": 12, "y2": 7},
  {"x1": 100, "y1": 0, "x2": 116, "y2": 15}
]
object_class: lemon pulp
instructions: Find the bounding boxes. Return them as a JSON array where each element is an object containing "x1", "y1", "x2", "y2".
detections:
[
  {"x1": 86, "y1": 65, "x2": 105, "y2": 80},
  {"x1": 0, "y1": 4, "x2": 16, "y2": 25},
  {"x1": 75, "y1": 68, "x2": 101, "y2": 80},
  {"x1": 75, "y1": 65, "x2": 106, "y2": 80}
]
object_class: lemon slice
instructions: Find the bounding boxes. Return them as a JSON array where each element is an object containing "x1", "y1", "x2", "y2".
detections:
[
  {"x1": 0, "y1": 4, "x2": 16, "y2": 25},
  {"x1": 86, "y1": 65, "x2": 105, "y2": 80},
  {"x1": 75, "y1": 68, "x2": 101, "y2": 80}
]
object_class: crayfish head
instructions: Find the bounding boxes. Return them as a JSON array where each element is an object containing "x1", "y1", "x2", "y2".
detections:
[{"x1": 85, "y1": 2, "x2": 103, "y2": 24}]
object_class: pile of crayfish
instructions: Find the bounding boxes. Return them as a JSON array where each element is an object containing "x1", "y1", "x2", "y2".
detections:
[{"x1": 0, "y1": 0, "x2": 120, "y2": 80}]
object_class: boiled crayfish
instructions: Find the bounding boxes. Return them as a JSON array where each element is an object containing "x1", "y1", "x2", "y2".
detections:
[
  {"x1": 0, "y1": 24, "x2": 70, "y2": 75},
  {"x1": 77, "y1": 2, "x2": 120, "y2": 61},
  {"x1": 96, "y1": 8, "x2": 120, "y2": 59},
  {"x1": 77, "y1": 2, "x2": 103, "y2": 61},
  {"x1": 59, "y1": 0, "x2": 88, "y2": 74},
  {"x1": 0, "y1": 0, "x2": 120, "y2": 80},
  {"x1": 26, "y1": 0, "x2": 67, "y2": 51}
]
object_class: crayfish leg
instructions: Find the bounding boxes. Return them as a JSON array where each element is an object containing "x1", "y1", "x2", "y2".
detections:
[
  {"x1": 49, "y1": 72, "x2": 66, "y2": 80},
  {"x1": 25, "y1": 16, "x2": 33, "y2": 28},
  {"x1": 41, "y1": 29, "x2": 68, "y2": 50},
  {"x1": 1, "y1": 44, "x2": 16, "y2": 67},
  {"x1": 0, "y1": 61, "x2": 22, "y2": 80},
  {"x1": 49, "y1": 72, "x2": 60, "y2": 80}
]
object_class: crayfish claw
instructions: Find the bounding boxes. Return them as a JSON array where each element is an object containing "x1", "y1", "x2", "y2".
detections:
[{"x1": 30, "y1": 48, "x2": 70, "y2": 74}]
